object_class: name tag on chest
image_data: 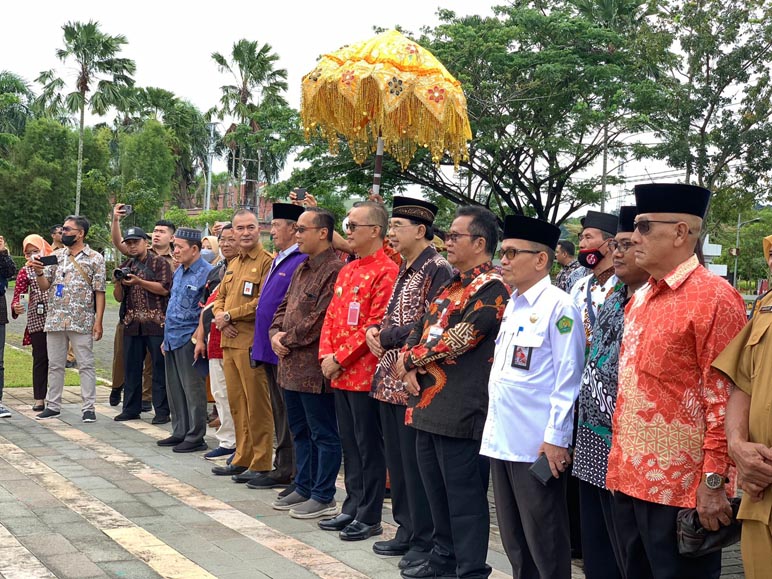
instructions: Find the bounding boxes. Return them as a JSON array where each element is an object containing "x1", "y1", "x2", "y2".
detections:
[{"x1": 243, "y1": 281, "x2": 255, "y2": 296}]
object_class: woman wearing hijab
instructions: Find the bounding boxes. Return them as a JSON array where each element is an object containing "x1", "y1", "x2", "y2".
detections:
[
  {"x1": 11, "y1": 234, "x2": 53, "y2": 411},
  {"x1": 201, "y1": 235, "x2": 220, "y2": 264}
]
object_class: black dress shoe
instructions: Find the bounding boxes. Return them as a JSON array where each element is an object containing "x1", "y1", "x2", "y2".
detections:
[
  {"x1": 398, "y1": 555, "x2": 428, "y2": 570},
  {"x1": 212, "y1": 464, "x2": 247, "y2": 476},
  {"x1": 109, "y1": 386, "x2": 122, "y2": 407},
  {"x1": 400, "y1": 561, "x2": 456, "y2": 578},
  {"x1": 232, "y1": 469, "x2": 265, "y2": 483},
  {"x1": 141, "y1": 400, "x2": 153, "y2": 412},
  {"x1": 173, "y1": 440, "x2": 208, "y2": 453},
  {"x1": 245, "y1": 473, "x2": 292, "y2": 489},
  {"x1": 113, "y1": 412, "x2": 141, "y2": 422},
  {"x1": 318, "y1": 513, "x2": 354, "y2": 531},
  {"x1": 339, "y1": 520, "x2": 383, "y2": 541},
  {"x1": 151, "y1": 415, "x2": 170, "y2": 425},
  {"x1": 373, "y1": 538, "x2": 410, "y2": 556},
  {"x1": 157, "y1": 436, "x2": 184, "y2": 447},
  {"x1": 277, "y1": 482, "x2": 296, "y2": 499}
]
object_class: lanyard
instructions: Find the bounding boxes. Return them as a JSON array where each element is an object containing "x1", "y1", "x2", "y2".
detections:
[{"x1": 586, "y1": 278, "x2": 596, "y2": 327}]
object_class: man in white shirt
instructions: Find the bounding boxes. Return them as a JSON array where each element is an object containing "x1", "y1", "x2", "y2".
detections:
[{"x1": 481, "y1": 215, "x2": 585, "y2": 579}]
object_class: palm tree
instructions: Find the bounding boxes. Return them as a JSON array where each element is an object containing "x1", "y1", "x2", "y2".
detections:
[
  {"x1": 0, "y1": 71, "x2": 34, "y2": 157},
  {"x1": 36, "y1": 20, "x2": 135, "y2": 214},
  {"x1": 211, "y1": 39, "x2": 288, "y2": 207}
]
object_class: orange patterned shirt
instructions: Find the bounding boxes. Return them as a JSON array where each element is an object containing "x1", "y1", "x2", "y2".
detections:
[
  {"x1": 606, "y1": 255, "x2": 746, "y2": 508},
  {"x1": 319, "y1": 248, "x2": 399, "y2": 392}
]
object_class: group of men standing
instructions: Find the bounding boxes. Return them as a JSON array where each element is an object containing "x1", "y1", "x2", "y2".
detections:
[{"x1": 9, "y1": 180, "x2": 771, "y2": 579}]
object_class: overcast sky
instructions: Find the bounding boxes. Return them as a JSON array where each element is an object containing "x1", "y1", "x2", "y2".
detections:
[{"x1": 4, "y1": 1, "x2": 495, "y2": 119}]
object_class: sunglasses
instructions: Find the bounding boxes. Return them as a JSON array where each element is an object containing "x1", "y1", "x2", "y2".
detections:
[
  {"x1": 632, "y1": 219, "x2": 682, "y2": 235},
  {"x1": 296, "y1": 226, "x2": 324, "y2": 234},
  {"x1": 608, "y1": 240, "x2": 635, "y2": 254}
]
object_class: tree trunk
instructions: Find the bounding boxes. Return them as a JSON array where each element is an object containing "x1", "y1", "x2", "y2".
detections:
[{"x1": 75, "y1": 100, "x2": 85, "y2": 215}]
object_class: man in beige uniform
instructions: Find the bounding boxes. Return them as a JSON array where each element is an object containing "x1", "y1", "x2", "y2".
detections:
[
  {"x1": 212, "y1": 209, "x2": 274, "y2": 483},
  {"x1": 712, "y1": 234, "x2": 772, "y2": 579}
]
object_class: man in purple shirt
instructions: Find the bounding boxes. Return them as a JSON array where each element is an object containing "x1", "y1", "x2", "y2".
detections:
[{"x1": 248, "y1": 201, "x2": 308, "y2": 490}]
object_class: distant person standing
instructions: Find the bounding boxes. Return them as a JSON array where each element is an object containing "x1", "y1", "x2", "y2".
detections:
[
  {"x1": 554, "y1": 240, "x2": 588, "y2": 293},
  {"x1": 10, "y1": 235, "x2": 54, "y2": 414},
  {"x1": 0, "y1": 234, "x2": 18, "y2": 418},
  {"x1": 50, "y1": 225, "x2": 64, "y2": 251},
  {"x1": 31, "y1": 216, "x2": 105, "y2": 423}
]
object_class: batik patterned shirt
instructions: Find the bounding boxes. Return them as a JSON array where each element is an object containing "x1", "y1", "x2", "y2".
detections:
[
  {"x1": 606, "y1": 255, "x2": 747, "y2": 508},
  {"x1": 319, "y1": 248, "x2": 399, "y2": 392},
  {"x1": 555, "y1": 260, "x2": 588, "y2": 293},
  {"x1": 573, "y1": 282, "x2": 627, "y2": 489},
  {"x1": 371, "y1": 246, "x2": 453, "y2": 405},
  {"x1": 402, "y1": 262, "x2": 509, "y2": 440},
  {"x1": 570, "y1": 268, "x2": 618, "y2": 355},
  {"x1": 44, "y1": 246, "x2": 106, "y2": 334}
]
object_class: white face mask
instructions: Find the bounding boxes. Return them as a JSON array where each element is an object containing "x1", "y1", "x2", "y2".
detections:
[{"x1": 29, "y1": 252, "x2": 41, "y2": 259}]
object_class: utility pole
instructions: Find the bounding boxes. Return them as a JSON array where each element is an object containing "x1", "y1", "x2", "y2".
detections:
[
  {"x1": 734, "y1": 213, "x2": 761, "y2": 288},
  {"x1": 205, "y1": 123, "x2": 216, "y2": 213}
]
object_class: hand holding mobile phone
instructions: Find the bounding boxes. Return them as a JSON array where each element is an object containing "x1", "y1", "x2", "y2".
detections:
[
  {"x1": 295, "y1": 187, "x2": 307, "y2": 201},
  {"x1": 123, "y1": 204, "x2": 133, "y2": 216},
  {"x1": 528, "y1": 454, "x2": 556, "y2": 486},
  {"x1": 37, "y1": 255, "x2": 59, "y2": 266}
]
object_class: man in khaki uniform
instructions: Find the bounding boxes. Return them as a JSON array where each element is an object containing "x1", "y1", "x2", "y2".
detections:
[
  {"x1": 212, "y1": 209, "x2": 274, "y2": 483},
  {"x1": 713, "y1": 234, "x2": 772, "y2": 579}
]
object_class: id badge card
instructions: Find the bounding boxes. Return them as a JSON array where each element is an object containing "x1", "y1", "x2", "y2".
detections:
[
  {"x1": 55, "y1": 284, "x2": 64, "y2": 298},
  {"x1": 243, "y1": 281, "x2": 254, "y2": 296},
  {"x1": 347, "y1": 302, "x2": 360, "y2": 326},
  {"x1": 511, "y1": 345, "x2": 532, "y2": 370}
]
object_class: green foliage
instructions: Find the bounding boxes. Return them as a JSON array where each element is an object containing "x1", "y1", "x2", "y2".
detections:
[
  {"x1": 162, "y1": 208, "x2": 234, "y2": 231},
  {"x1": 119, "y1": 119, "x2": 175, "y2": 202},
  {"x1": 0, "y1": 118, "x2": 110, "y2": 250},
  {"x1": 711, "y1": 206, "x2": 772, "y2": 285}
]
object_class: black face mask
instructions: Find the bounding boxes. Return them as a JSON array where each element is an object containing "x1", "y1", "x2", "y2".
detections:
[
  {"x1": 61, "y1": 234, "x2": 78, "y2": 247},
  {"x1": 578, "y1": 248, "x2": 605, "y2": 268}
]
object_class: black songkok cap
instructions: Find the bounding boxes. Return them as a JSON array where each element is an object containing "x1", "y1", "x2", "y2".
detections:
[
  {"x1": 391, "y1": 196, "x2": 437, "y2": 225},
  {"x1": 272, "y1": 203, "x2": 304, "y2": 222},
  {"x1": 581, "y1": 210, "x2": 619, "y2": 235},
  {"x1": 634, "y1": 183, "x2": 711, "y2": 218},
  {"x1": 617, "y1": 206, "x2": 638, "y2": 233},
  {"x1": 503, "y1": 215, "x2": 561, "y2": 250},
  {"x1": 175, "y1": 227, "x2": 202, "y2": 242}
]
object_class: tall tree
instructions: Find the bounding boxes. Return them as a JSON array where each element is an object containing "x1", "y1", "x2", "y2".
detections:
[
  {"x1": 35, "y1": 20, "x2": 135, "y2": 215},
  {"x1": 646, "y1": 0, "x2": 772, "y2": 232},
  {"x1": 211, "y1": 39, "x2": 289, "y2": 207},
  {"x1": 0, "y1": 71, "x2": 34, "y2": 157}
]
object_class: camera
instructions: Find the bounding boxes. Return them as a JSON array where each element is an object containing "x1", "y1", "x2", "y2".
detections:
[{"x1": 113, "y1": 267, "x2": 132, "y2": 281}]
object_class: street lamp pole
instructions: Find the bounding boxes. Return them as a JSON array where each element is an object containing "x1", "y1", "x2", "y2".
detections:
[
  {"x1": 734, "y1": 213, "x2": 761, "y2": 288},
  {"x1": 205, "y1": 123, "x2": 217, "y2": 213}
]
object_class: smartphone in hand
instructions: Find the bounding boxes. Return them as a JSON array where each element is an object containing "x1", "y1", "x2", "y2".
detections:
[{"x1": 37, "y1": 255, "x2": 58, "y2": 266}]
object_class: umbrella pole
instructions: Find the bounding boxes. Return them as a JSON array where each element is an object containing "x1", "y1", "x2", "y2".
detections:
[{"x1": 372, "y1": 136, "x2": 384, "y2": 197}]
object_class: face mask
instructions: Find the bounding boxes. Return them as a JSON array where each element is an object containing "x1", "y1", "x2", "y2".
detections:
[
  {"x1": 578, "y1": 248, "x2": 605, "y2": 268},
  {"x1": 200, "y1": 249, "x2": 216, "y2": 262},
  {"x1": 61, "y1": 235, "x2": 77, "y2": 247}
]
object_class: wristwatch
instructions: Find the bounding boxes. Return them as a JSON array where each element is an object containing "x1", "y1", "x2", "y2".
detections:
[
  {"x1": 703, "y1": 472, "x2": 727, "y2": 490},
  {"x1": 223, "y1": 311, "x2": 231, "y2": 323}
]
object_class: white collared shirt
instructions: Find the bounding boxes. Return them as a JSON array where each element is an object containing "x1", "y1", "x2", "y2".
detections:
[
  {"x1": 570, "y1": 271, "x2": 619, "y2": 346},
  {"x1": 266, "y1": 242, "x2": 299, "y2": 283},
  {"x1": 481, "y1": 275, "x2": 585, "y2": 463}
]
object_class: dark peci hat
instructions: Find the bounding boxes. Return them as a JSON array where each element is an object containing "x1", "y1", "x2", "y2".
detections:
[
  {"x1": 634, "y1": 183, "x2": 711, "y2": 218},
  {"x1": 391, "y1": 196, "x2": 438, "y2": 225},
  {"x1": 122, "y1": 226, "x2": 150, "y2": 242},
  {"x1": 174, "y1": 227, "x2": 202, "y2": 242},
  {"x1": 272, "y1": 203, "x2": 305, "y2": 222},
  {"x1": 581, "y1": 210, "x2": 619, "y2": 235},
  {"x1": 503, "y1": 215, "x2": 561, "y2": 250},
  {"x1": 617, "y1": 206, "x2": 638, "y2": 233}
]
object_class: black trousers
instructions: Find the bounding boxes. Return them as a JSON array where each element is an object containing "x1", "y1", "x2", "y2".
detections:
[
  {"x1": 416, "y1": 429, "x2": 491, "y2": 579},
  {"x1": 612, "y1": 491, "x2": 721, "y2": 579},
  {"x1": 491, "y1": 458, "x2": 571, "y2": 579},
  {"x1": 266, "y1": 364, "x2": 295, "y2": 482},
  {"x1": 30, "y1": 331, "x2": 48, "y2": 400},
  {"x1": 379, "y1": 401, "x2": 433, "y2": 554},
  {"x1": 124, "y1": 334, "x2": 168, "y2": 418},
  {"x1": 334, "y1": 389, "x2": 385, "y2": 525},
  {"x1": 578, "y1": 480, "x2": 623, "y2": 579}
]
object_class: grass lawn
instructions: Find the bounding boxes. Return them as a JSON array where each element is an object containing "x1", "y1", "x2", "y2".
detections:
[{"x1": 3, "y1": 345, "x2": 81, "y2": 387}]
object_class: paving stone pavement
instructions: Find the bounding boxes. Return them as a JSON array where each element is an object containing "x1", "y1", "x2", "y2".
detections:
[{"x1": 0, "y1": 383, "x2": 745, "y2": 578}]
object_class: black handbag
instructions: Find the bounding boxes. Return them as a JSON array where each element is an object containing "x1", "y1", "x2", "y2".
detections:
[{"x1": 677, "y1": 497, "x2": 742, "y2": 557}]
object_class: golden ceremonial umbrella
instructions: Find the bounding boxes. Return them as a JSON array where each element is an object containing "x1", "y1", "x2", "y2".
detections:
[{"x1": 301, "y1": 29, "x2": 472, "y2": 194}]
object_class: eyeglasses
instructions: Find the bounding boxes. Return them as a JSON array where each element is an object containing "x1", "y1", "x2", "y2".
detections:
[
  {"x1": 632, "y1": 219, "x2": 682, "y2": 235},
  {"x1": 388, "y1": 222, "x2": 418, "y2": 230},
  {"x1": 296, "y1": 226, "x2": 324, "y2": 234},
  {"x1": 608, "y1": 240, "x2": 635, "y2": 254},
  {"x1": 61, "y1": 227, "x2": 81, "y2": 233},
  {"x1": 346, "y1": 223, "x2": 379, "y2": 232},
  {"x1": 446, "y1": 232, "x2": 481, "y2": 243},
  {"x1": 498, "y1": 248, "x2": 541, "y2": 260}
]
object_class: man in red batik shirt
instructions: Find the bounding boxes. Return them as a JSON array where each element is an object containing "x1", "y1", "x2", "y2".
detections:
[
  {"x1": 606, "y1": 183, "x2": 747, "y2": 579},
  {"x1": 318, "y1": 201, "x2": 399, "y2": 541}
]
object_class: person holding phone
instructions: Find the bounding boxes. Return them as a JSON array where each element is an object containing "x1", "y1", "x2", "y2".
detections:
[
  {"x1": 10, "y1": 235, "x2": 54, "y2": 413},
  {"x1": 480, "y1": 215, "x2": 584, "y2": 579},
  {"x1": 30, "y1": 215, "x2": 106, "y2": 423},
  {"x1": 0, "y1": 234, "x2": 18, "y2": 418}
]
